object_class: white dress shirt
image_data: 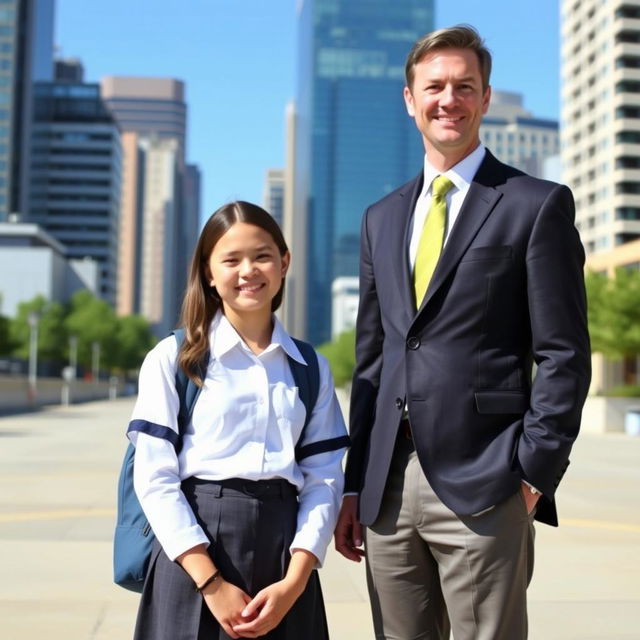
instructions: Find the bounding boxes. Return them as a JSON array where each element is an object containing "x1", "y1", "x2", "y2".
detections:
[
  {"x1": 409, "y1": 144, "x2": 486, "y2": 270},
  {"x1": 128, "y1": 311, "x2": 348, "y2": 564}
]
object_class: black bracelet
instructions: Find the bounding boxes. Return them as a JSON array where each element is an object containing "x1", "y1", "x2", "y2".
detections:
[{"x1": 195, "y1": 569, "x2": 221, "y2": 592}]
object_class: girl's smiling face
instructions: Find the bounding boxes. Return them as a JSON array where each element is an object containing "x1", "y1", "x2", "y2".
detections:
[{"x1": 206, "y1": 222, "x2": 289, "y2": 319}]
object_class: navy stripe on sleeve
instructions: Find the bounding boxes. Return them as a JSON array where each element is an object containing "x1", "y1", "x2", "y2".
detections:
[
  {"x1": 296, "y1": 435, "x2": 351, "y2": 462},
  {"x1": 127, "y1": 419, "x2": 180, "y2": 447}
]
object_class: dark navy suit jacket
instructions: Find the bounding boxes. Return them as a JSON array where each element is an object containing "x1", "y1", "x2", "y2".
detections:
[{"x1": 345, "y1": 151, "x2": 591, "y2": 527}]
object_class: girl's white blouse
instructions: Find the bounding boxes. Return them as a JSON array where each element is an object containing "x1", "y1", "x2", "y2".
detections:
[{"x1": 127, "y1": 312, "x2": 348, "y2": 564}]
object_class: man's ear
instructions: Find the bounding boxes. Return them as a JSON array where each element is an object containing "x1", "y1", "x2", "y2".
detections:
[
  {"x1": 403, "y1": 86, "x2": 416, "y2": 117},
  {"x1": 482, "y1": 85, "x2": 491, "y2": 115}
]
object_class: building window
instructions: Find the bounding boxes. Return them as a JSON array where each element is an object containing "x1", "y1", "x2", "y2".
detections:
[
  {"x1": 616, "y1": 80, "x2": 640, "y2": 93},
  {"x1": 616, "y1": 30, "x2": 640, "y2": 44},
  {"x1": 616, "y1": 131, "x2": 640, "y2": 143},
  {"x1": 616, "y1": 182, "x2": 640, "y2": 194},
  {"x1": 616, "y1": 233, "x2": 640, "y2": 245},
  {"x1": 616, "y1": 55, "x2": 640, "y2": 68},
  {"x1": 615, "y1": 156, "x2": 640, "y2": 168},
  {"x1": 616, "y1": 207, "x2": 640, "y2": 220},
  {"x1": 616, "y1": 5, "x2": 640, "y2": 19}
]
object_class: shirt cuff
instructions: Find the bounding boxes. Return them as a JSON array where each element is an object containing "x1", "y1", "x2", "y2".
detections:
[
  {"x1": 160, "y1": 525, "x2": 210, "y2": 562},
  {"x1": 522, "y1": 479, "x2": 541, "y2": 495},
  {"x1": 289, "y1": 534, "x2": 326, "y2": 568}
]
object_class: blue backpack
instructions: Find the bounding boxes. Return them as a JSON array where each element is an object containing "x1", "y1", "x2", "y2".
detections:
[{"x1": 113, "y1": 329, "x2": 321, "y2": 592}]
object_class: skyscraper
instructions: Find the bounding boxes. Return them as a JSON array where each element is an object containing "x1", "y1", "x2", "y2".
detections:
[
  {"x1": 295, "y1": 0, "x2": 433, "y2": 344},
  {"x1": 263, "y1": 168, "x2": 285, "y2": 227},
  {"x1": 137, "y1": 136, "x2": 180, "y2": 333},
  {"x1": 29, "y1": 81, "x2": 122, "y2": 304},
  {"x1": 101, "y1": 77, "x2": 187, "y2": 156},
  {"x1": 0, "y1": 0, "x2": 54, "y2": 221},
  {"x1": 100, "y1": 76, "x2": 200, "y2": 334},
  {"x1": 561, "y1": 0, "x2": 640, "y2": 392},
  {"x1": 561, "y1": 0, "x2": 640, "y2": 255},
  {"x1": 481, "y1": 90, "x2": 559, "y2": 179}
]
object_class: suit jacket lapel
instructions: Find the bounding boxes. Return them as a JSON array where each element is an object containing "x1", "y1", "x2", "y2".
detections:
[
  {"x1": 417, "y1": 152, "x2": 505, "y2": 314},
  {"x1": 391, "y1": 172, "x2": 423, "y2": 316}
]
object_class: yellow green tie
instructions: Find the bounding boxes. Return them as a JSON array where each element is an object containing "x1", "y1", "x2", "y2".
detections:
[{"x1": 414, "y1": 175, "x2": 454, "y2": 307}]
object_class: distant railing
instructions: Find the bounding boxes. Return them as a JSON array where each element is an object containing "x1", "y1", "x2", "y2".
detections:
[{"x1": 0, "y1": 375, "x2": 133, "y2": 414}]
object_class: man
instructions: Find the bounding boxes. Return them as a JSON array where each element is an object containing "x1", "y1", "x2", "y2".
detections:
[{"x1": 334, "y1": 25, "x2": 591, "y2": 640}]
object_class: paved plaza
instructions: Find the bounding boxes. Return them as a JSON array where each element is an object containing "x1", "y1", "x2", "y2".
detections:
[{"x1": 0, "y1": 395, "x2": 639, "y2": 639}]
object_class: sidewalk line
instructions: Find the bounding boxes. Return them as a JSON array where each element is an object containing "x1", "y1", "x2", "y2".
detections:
[
  {"x1": 1, "y1": 509, "x2": 639, "y2": 534},
  {"x1": 562, "y1": 517, "x2": 640, "y2": 533},
  {"x1": 0, "y1": 507, "x2": 116, "y2": 522}
]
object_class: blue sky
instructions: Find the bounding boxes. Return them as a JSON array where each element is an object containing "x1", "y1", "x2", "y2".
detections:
[{"x1": 55, "y1": 0, "x2": 560, "y2": 221}]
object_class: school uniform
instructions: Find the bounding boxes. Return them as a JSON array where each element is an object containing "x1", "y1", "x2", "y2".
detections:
[{"x1": 127, "y1": 311, "x2": 349, "y2": 639}]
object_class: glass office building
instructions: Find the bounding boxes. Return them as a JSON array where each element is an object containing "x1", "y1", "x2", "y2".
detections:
[
  {"x1": 295, "y1": 0, "x2": 434, "y2": 344},
  {"x1": 30, "y1": 82, "x2": 122, "y2": 304},
  {"x1": 0, "y1": 0, "x2": 54, "y2": 220}
]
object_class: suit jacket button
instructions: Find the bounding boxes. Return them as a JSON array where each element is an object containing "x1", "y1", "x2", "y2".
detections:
[
  {"x1": 407, "y1": 336, "x2": 420, "y2": 350},
  {"x1": 395, "y1": 397, "x2": 403, "y2": 409}
]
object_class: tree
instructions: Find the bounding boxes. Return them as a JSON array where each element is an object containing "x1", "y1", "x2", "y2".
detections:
[
  {"x1": 112, "y1": 315, "x2": 156, "y2": 373},
  {"x1": 0, "y1": 293, "x2": 11, "y2": 355},
  {"x1": 586, "y1": 268, "x2": 640, "y2": 385},
  {"x1": 317, "y1": 328, "x2": 356, "y2": 388},
  {"x1": 65, "y1": 290, "x2": 118, "y2": 370},
  {"x1": 0, "y1": 313, "x2": 12, "y2": 356},
  {"x1": 9, "y1": 295, "x2": 67, "y2": 363}
]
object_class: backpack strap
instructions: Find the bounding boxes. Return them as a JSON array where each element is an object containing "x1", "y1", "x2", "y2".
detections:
[
  {"x1": 172, "y1": 329, "x2": 210, "y2": 451},
  {"x1": 289, "y1": 338, "x2": 321, "y2": 462}
]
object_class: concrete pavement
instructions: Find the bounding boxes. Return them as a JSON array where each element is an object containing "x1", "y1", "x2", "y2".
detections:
[{"x1": 0, "y1": 396, "x2": 638, "y2": 639}]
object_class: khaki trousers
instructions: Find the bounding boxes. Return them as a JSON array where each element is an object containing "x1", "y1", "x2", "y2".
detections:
[{"x1": 365, "y1": 436, "x2": 535, "y2": 640}]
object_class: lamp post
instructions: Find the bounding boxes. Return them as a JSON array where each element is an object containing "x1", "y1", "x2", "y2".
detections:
[
  {"x1": 27, "y1": 311, "x2": 39, "y2": 406},
  {"x1": 69, "y1": 335, "x2": 78, "y2": 380},
  {"x1": 92, "y1": 341, "x2": 100, "y2": 383}
]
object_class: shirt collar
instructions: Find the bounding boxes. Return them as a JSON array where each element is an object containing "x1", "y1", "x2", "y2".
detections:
[
  {"x1": 209, "y1": 310, "x2": 307, "y2": 364},
  {"x1": 422, "y1": 143, "x2": 486, "y2": 196}
]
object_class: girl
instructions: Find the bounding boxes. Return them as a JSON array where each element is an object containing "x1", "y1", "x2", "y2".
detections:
[{"x1": 127, "y1": 201, "x2": 349, "y2": 639}]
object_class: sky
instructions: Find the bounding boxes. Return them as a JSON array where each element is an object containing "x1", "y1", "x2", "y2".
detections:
[{"x1": 55, "y1": 0, "x2": 560, "y2": 222}]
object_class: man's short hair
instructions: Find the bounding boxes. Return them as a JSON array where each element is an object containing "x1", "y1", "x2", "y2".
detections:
[{"x1": 405, "y1": 24, "x2": 492, "y2": 91}]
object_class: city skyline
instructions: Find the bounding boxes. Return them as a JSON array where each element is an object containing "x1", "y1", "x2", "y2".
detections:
[{"x1": 55, "y1": 0, "x2": 561, "y2": 223}]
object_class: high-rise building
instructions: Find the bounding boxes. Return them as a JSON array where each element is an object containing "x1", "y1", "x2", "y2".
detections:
[
  {"x1": 116, "y1": 130, "x2": 143, "y2": 317},
  {"x1": 182, "y1": 162, "x2": 201, "y2": 279},
  {"x1": 0, "y1": 0, "x2": 54, "y2": 221},
  {"x1": 561, "y1": 0, "x2": 640, "y2": 256},
  {"x1": 561, "y1": 0, "x2": 640, "y2": 393},
  {"x1": 295, "y1": 0, "x2": 433, "y2": 344},
  {"x1": 263, "y1": 168, "x2": 285, "y2": 227},
  {"x1": 29, "y1": 81, "x2": 122, "y2": 304},
  {"x1": 138, "y1": 136, "x2": 180, "y2": 335},
  {"x1": 54, "y1": 57, "x2": 84, "y2": 83},
  {"x1": 101, "y1": 77, "x2": 187, "y2": 156},
  {"x1": 100, "y1": 76, "x2": 200, "y2": 332},
  {"x1": 116, "y1": 131, "x2": 184, "y2": 335},
  {"x1": 481, "y1": 90, "x2": 559, "y2": 179},
  {"x1": 281, "y1": 101, "x2": 303, "y2": 336},
  {"x1": 331, "y1": 276, "x2": 359, "y2": 339}
]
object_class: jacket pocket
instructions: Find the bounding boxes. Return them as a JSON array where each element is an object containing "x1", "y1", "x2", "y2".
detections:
[
  {"x1": 460, "y1": 245, "x2": 513, "y2": 262},
  {"x1": 474, "y1": 390, "x2": 528, "y2": 414}
]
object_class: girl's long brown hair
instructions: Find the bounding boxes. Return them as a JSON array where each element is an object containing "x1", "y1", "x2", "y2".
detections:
[{"x1": 177, "y1": 201, "x2": 289, "y2": 385}]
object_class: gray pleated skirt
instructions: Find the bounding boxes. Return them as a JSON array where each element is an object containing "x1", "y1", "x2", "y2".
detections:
[{"x1": 133, "y1": 477, "x2": 330, "y2": 640}]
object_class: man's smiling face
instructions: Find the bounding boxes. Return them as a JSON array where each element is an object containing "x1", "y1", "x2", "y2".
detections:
[{"x1": 404, "y1": 47, "x2": 491, "y2": 168}]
